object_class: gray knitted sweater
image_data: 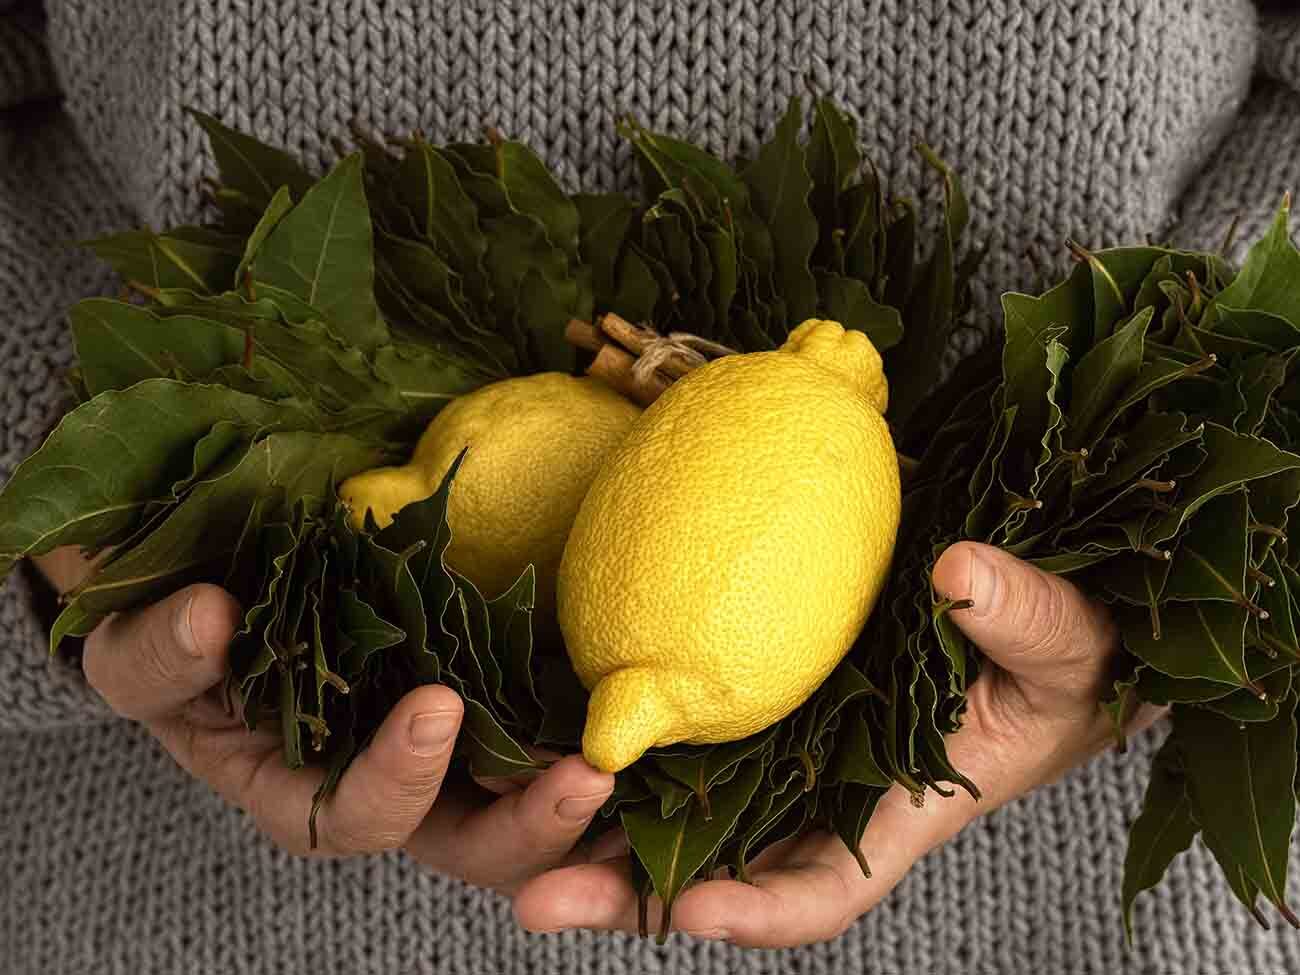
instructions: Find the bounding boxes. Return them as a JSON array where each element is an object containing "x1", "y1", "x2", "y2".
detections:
[{"x1": 3, "y1": 1, "x2": 1300, "y2": 972}]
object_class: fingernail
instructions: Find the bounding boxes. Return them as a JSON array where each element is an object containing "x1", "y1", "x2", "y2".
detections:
[
  {"x1": 683, "y1": 927, "x2": 730, "y2": 941},
  {"x1": 967, "y1": 548, "x2": 997, "y2": 618},
  {"x1": 409, "y1": 711, "x2": 459, "y2": 756},
  {"x1": 557, "y1": 791, "x2": 611, "y2": 822},
  {"x1": 178, "y1": 592, "x2": 202, "y2": 658}
]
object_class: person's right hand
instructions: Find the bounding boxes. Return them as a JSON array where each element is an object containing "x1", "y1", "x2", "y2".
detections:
[{"x1": 54, "y1": 562, "x2": 616, "y2": 894}]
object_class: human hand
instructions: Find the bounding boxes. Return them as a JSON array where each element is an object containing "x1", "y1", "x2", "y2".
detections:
[
  {"x1": 512, "y1": 541, "x2": 1165, "y2": 946},
  {"x1": 32, "y1": 549, "x2": 616, "y2": 895}
]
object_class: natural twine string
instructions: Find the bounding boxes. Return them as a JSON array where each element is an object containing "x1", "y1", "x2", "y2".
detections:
[{"x1": 631, "y1": 332, "x2": 738, "y2": 385}]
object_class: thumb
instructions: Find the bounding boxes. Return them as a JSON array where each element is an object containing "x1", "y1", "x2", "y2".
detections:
[{"x1": 932, "y1": 541, "x2": 1118, "y2": 702}]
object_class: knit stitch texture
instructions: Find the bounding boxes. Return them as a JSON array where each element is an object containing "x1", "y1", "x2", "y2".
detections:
[{"x1": 3, "y1": 2, "x2": 1300, "y2": 973}]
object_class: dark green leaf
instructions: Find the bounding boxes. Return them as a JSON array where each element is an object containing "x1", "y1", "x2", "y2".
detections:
[
  {"x1": 1121, "y1": 601, "x2": 1251, "y2": 687},
  {"x1": 70, "y1": 300, "x2": 246, "y2": 394},
  {"x1": 487, "y1": 565, "x2": 542, "y2": 727},
  {"x1": 623, "y1": 756, "x2": 765, "y2": 915},
  {"x1": 0, "y1": 381, "x2": 319, "y2": 577},
  {"x1": 73, "y1": 433, "x2": 389, "y2": 616},
  {"x1": 1121, "y1": 737, "x2": 1198, "y2": 940},
  {"x1": 1174, "y1": 704, "x2": 1298, "y2": 921},
  {"x1": 1067, "y1": 307, "x2": 1152, "y2": 447},
  {"x1": 253, "y1": 153, "x2": 387, "y2": 351},
  {"x1": 832, "y1": 783, "x2": 887, "y2": 878},
  {"x1": 85, "y1": 229, "x2": 241, "y2": 293},
  {"x1": 337, "y1": 588, "x2": 405, "y2": 677},
  {"x1": 1147, "y1": 424, "x2": 1300, "y2": 544},
  {"x1": 816, "y1": 272, "x2": 903, "y2": 351},
  {"x1": 1212, "y1": 307, "x2": 1300, "y2": 354},
  {"x1": 236, "y1": 186, "x2": 295, "y2": 285},
  {"x1": 1207, "y1": 201, "x2": 1300, "y2": 326},
  {"x1": 495, "y1": 139, "x2": 581, "y2": 260},
  {"x1": 187, "y1": 108, "x2": 315, "y2": 208},
  {"x1": 1082, "y1": 412, "x2": 1203, "y2": 500},
  {"x1": 575, "y1": 193, "x2": 637, "y2": 309},
  {"x1": 741, "y1": 97, "x2": 818, "y2": 330},
  {"x1": 1164, "y1": 491, "x2": 1250, "y2": 603},
  {"x1": 460, "y1": 697, "x2": 540, "y2": 777}
]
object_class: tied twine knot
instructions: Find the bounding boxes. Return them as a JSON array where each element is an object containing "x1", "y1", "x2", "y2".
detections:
[
  {"x1": 631, "y1": 332, "x2": 738, "y2": 385},
  {"x1": 564, "y1": 313, "x2": 738, "y2": 406}
]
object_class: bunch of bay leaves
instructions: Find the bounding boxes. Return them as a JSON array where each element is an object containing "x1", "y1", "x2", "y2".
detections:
[{"x1": 3, "y1": 93, "x2": 1293, "y2": 940}]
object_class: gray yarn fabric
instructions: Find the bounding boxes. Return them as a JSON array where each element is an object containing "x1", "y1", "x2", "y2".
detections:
[{"x1": 3, "y1": 1, "x2": 1300, "y2": 972}]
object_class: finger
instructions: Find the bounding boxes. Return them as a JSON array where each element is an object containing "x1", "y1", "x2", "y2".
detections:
[
  {"x1": 416, "y1": 754, "x2": 613, "y2": 891},
  {"x1": 513, "y1": 859, "x2": 647, "y2": 934},
  {"x1": 932, "y1": 541, "x2": 1117, "y2": 700},
  {"x1": 517, "y1": 781, "x2": 964, "y2": 942},
  {"x1": 674, "y1": 786, "x2": 963, "y2": 946},
  {"x1": 85, "y1": 584, "x2": 241, "y2": 720},
  {"x1": 152, "y1": 683, "x2": 463, "y2": 856}
]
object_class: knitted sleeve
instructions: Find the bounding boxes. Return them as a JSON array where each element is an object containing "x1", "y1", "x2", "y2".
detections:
[
  {"x1": 1173, "y1": 10, "x2": 1300, "y2": 256},
  {"x1": 0, "y1": 2, "x2": 133, "y2": 730}
]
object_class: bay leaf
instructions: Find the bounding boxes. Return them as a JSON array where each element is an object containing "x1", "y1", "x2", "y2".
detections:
[
  {"x1": 831, "y1": 783, "x2": 887, "y2": 878},
  {"x1": 70, "y1": 299, "x2": 246, "y2": 395},
  {"x1": 1067, "y1": 306, "x2": 1152, "y2": 447},
  {"x1": 1081, "y1": 412, "x2": 1202, "y2": 500},
  {"x1": 575, "y1": 193, "x2": 636, "y2": 309},
  {"x1": 187, "y1": 108, "x2": 315, "y2": 209},
  {"x1": 816, "y1": 271, "x2": 903, "y2": 351},
  {"x1": 394, "y1": 141, "x2": 492, "y2": 304},
  {"x1": 495, "y1": 138, "x2": 581, "y2": 260},
  {"x1": 0, "y1": 381, "x2": 318, "y2": 577},
  {"x1": 73, "y1": 432, "x2": 390, "y2": 616},
  {"x1": 741, "y1": 97, "x2": 818, "y2": 330},
  {"x1": 1174, "y1": 703, "x2": 1298, "y2": 922},
  {"x1": 1121, "y1": 737, "x2": 1198, "y2": 940},
  {"x1": 237, "y1": 185, "x2": 295, "y2": 285},
  {"x1": 1206, "y1": 201, "x2": 1300, "y2": 327},
  {"x1": 253, "y1": 152, "x2": 388, "y2": 351},
  {"x1": 363, "y1": 535, "x2": 435, "y2": 681},
  {"x1": 459, "y1": 697, "x2": 541, "y2": 778},
  {"x1": 1147, "y1": 423, "x2": 1300, "y2": 544},
  {"x1": 337, "y1": 588, "x2": 406, "y2": 679},
  {"x1": 1163, "y1": 490, "x2": 1250, "y2": 603},
  {"x1": 1120, "y1": 601, "x2": 1251, "y2": 687},
  {"x1": 623, "y1": 756, "x2": 765, "y2": 918},
  {"x1": 487, "y1": 565, "x2": 542, "y2": 727}
]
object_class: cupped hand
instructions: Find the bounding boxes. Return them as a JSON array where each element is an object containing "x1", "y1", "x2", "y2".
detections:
[
  {"x1": 34, "y1": 550, "x2": 616, "y2": 895},
  {"x1": 512, "y1": 541, "x2": 1166, "y2": 946}
]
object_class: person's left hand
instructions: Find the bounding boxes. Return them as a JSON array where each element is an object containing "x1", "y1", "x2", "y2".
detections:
[{"x1": 511, "y1": 541, "x2": 1165, "y2": 947}]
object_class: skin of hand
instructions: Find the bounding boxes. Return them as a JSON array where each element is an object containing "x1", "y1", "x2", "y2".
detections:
[
  {"x1": 511, "y1": 540, "x2": 1166, "y2": 947},
  {"x1": 30, "y1": 548, "x2": 618, "y2": 896}
]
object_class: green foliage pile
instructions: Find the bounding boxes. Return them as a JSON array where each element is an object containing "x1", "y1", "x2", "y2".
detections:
[{"x1": 0, "y1": 97, "x2": 1296, "y2": 939}]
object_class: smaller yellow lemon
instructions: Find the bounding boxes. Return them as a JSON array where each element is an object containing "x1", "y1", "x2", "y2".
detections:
[{"x1": 339, "y1": 373, "x2": 641, "y2": 609}]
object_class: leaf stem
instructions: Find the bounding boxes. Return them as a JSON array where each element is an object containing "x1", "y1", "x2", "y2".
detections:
[
  {"x1": 799, "y1": 749, "x2": 817, "y2": 792},
  {"x1": 1250, "y1": 523, "x2": 1287, "y2": 542},
  {"x1": 1247, "y1": 566, "x2": 1275, "y2": 589}
]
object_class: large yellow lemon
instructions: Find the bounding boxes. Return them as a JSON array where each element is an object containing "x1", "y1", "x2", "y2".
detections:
[{"x1": 558, "y1": 320, "x2": 900, "y2": 772}]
